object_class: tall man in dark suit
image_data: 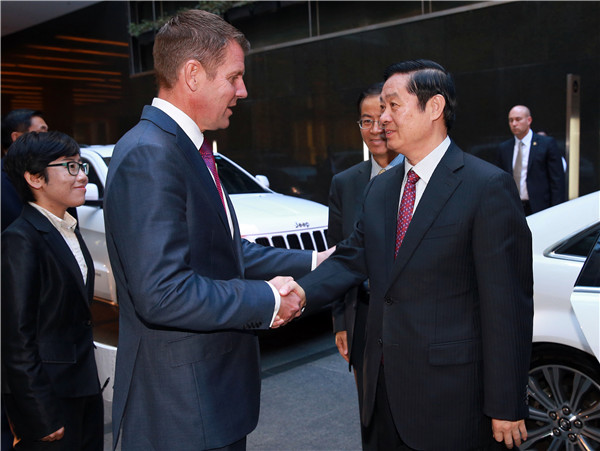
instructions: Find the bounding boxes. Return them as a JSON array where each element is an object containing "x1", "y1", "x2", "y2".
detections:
[
  {"x1": 497, "y1": 105, "x2": 565, "y2": 215},
  {"x1": 104, "y1": 10, "x2": 326, "y2": 451},
  {"x1": 2, "y1": 131, "x2": 103, "y2": 450},
  {"x1": 329, "y1": 82, "x2": 403, "y2": 447},
  {"x1": 287, "y1": 60, "x2": 533, "y2": 450}
]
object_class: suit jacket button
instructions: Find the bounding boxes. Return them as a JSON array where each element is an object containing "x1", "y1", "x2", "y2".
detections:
[
  {"x1": 378, "y1": 338, "x2": 383, "y2": 346},
  {"x1": 85, "y1": 319, "x2": 92, "y2": 326},
  {"x1": 385, "y1": 296, "x2": 393, "y2": 305}
]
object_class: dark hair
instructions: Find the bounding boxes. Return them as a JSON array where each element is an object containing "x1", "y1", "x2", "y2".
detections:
[
  {"x1": 1, "y1": 109, "x2": 44, "y2": 151},
  {"x1": 383, "y1": 59, "x2": 456, "y2": 130},
  {"x1": 4, "y1": 131, "x2": 80, "y2": 203},
  {"x1": 357, "y1": 82, "x2": 384, "y2": 114},
  {"x1": 153, "y1": 9, "x2": 250, "y2": 89}
]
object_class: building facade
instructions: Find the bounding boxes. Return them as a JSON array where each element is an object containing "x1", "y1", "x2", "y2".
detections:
[{"x1": 2, "y1": 1, "x2": 598, "y2": 203}]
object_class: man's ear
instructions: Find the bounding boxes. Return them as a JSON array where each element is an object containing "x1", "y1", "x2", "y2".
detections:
[
  {"x1": 183, "y1": 59, "x2": 205, "y2": 92},
  {"x1": 428, "y1": 94, "x2": 446, "y2": 122},
  {"x1": 24, "y1": 171, "x2": 44, "y2": 191},
  {"x1": 10, "y1": 131, "x2": 22, "y2": 143}
]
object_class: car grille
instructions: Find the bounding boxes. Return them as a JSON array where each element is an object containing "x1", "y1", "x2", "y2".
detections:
[{"x1": 253, "y1": 229, "x2": 328, "y2": 251}]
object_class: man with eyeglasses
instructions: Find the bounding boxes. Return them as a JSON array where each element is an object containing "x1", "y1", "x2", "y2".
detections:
[
  {"x1": 328, "y1": 81, "x2": 403, "y2": 448},
  {"x1": 2, "y1": 131, "x2": 103, "y2": 450}
]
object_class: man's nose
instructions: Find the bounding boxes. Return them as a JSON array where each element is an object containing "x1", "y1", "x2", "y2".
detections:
[{"x1": 237, "y1": 79, "x2": 248, "y2": 99}]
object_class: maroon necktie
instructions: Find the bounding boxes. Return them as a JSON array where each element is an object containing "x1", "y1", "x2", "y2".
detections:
[
  {"x1": 199, "y1": 140, "x2": 226, "y2": 210},
  {"x1": 395, "y1": 169, "x2": 420, "y2": 258}
]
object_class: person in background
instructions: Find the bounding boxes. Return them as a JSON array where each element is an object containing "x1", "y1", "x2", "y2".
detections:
[
  {"x1": 497, "y1": 105, "x2": 565, "y2": 215},
  {"x1": 2, "y1": 109, "x2": 48, "y2": 231},
  {"x1": 2, "y1": 131, "x2": 103, "y2": 450},
  {"x1": 328, "y1": 81, "x2": 403, "y2": 448}
]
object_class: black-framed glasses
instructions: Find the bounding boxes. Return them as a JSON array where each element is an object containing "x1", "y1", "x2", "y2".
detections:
[
  {"x1": 47, "y1": 161, "x2": 89, "y2": 176},
  {"x1": 357, "y1": 119, "x2": 382, "y2": 130}
]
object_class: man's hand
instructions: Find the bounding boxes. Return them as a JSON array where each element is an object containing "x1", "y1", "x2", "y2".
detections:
[
  {"x1": 492, "y1": 419, "x2": 527, "y2": 449},
  {"x1": 335, "y1": 331, "x2": 349, "y2": 363},
  {"x1": 270, "y1": 279, "x2": 306, "y2": 328},
  {"x1": 41, "y1": 427, "x2": 64, "y2": 442},
  {"x1": 316, "y1": 245, "x2": 336, "y2": 267}
]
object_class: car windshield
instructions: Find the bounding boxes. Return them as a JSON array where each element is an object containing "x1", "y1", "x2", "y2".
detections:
[{"x1": 214, "y1": 155, "x2": 269, "y2": 195}]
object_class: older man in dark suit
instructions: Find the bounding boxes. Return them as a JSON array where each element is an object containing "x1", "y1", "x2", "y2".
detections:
[
  {"x1": 497, "y1": 105, "x2": 565, "y2": 215},
  {"x1": 2, "y1": 131, "x2": 103, "y2": 450},
  {"x1": 288, "y1": 60, "x2": 533, "y2": 450},
  {"x1": 104, "y1": 10, "x2": 329, "y2": 451}
]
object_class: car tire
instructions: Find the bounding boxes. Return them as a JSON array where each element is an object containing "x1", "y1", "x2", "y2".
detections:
[{"x1": 523, "y1": 345, "x2": 600, "y2": 450}]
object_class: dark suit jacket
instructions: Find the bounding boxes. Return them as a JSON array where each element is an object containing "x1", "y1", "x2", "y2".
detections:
[
  {"x1": 299, "y1": 142, "x2": 533, "y2": 450},
  {"x1": 104, "y1": 105, "x2": 312, "y2": 451},
  {"x1": 1, "y1": 158, "x2": 23, "y2": 231},
  {"x1": 328, "y1": 160, "x2": 371, "y2": 365},
  {"x1": 497, "y1": 132, "x2": 565, "y2": 213},
  {"x1": 1, "y1": 205, "x2": 99, "y2": 441}
]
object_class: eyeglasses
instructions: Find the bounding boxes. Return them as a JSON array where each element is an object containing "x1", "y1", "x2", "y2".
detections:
[
  {"x1": 357, "y1": 119, "x2": 383, "y2": 130},
  {"x1": 47, "y1": 161, "x2": 89, "y2": 176}
]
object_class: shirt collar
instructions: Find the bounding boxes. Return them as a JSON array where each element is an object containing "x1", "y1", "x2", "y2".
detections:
[
  {"x1": 404, "y1": 136, "x2": 451, "y2": 184},
  {"x1": 515, "y1": 129, "x2": 533, "y2": 146},
  {"x1": 29, "y1": 202, "x2": 77, "y2": 232},
  {"x1": 152, "y1": 97, "x2": 205, "y2": 149},
  {"x1": 370, "y1": 152, "x2": 405, "y2": 179}
]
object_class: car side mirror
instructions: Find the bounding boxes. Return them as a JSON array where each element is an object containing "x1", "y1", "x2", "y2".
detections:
[
  {"x1": 255, "y1": 175, "x2": 270, "y2": 189},
  {"x1": 85, "y1": 183, "x2": 103, "y2": 207}
]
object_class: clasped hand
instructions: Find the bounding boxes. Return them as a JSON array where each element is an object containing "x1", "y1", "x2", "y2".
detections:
[{"x1": 268, "y1": 276, "x2": 306, "y2": 329}]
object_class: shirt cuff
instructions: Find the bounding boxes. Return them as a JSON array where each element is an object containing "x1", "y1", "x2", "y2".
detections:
[
  {"x1": 266, "y1": 281, "x2": 281, "y2": 327},
  {"x1": 311, "y1": 251, "x2": 317, "y2": 270}
]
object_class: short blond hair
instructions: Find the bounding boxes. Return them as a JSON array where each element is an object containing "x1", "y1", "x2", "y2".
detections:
[{"x1": 153, "y1": 9, "x2": 250, "y2": 89}]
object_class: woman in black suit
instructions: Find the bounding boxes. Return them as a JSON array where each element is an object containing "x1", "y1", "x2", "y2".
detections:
[{"x1": 1, "y1": 131, "x2": 103, "y2": 450}]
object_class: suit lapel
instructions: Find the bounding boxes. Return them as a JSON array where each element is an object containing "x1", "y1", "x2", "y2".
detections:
[
  {"x1": 227, "y1": 193, "x2": 246, "y2": 275},
  {"x1": 383, "y1": 164, "x2": 404, "y2": 276},
  {"x1": 527, "y1": 133, "x2": 538, "y2": 170},
  {"x1": 76, "y1": 227, "x2": 95, "y2": 303},
  {"x1": 352, "y1": 161, "x2": 372, "y2": 225},
  {"x1": 142, "y1": 106, "x2": 231, "y2": 234},
  {"x1": 388, "y1": 144, "x2": 463, "y2": 285},
  {"x1": 23, "y1": 206, "x2": 89, "y2": 301}
]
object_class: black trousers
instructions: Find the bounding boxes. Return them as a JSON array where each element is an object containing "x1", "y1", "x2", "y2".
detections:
[
  {"x1": 362, "y1": 365, "x2": 409, "y2": 451},
  {"x1": 362, "y1": 367, "x2": 517, "y2": 451},
  {"x1": 351, "y1": 293, "x2": 369, "y2": 448},
  {"x1": 13, "y1": 394, "x2": 103, "y2": 451}
]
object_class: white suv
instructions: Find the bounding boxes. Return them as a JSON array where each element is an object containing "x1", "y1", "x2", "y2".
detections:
[
  {"x1": 524, "y1": 191, "x2": 600, "y2": 450},
  {"x1": 78, "y1": 145, "x2": 329, "y2": 304}
]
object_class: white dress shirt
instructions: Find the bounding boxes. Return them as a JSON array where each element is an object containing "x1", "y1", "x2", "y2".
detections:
[
  {"x1": 399, "y1": 136, "x2": 451, "y2": 213},
  {"x1": 30, "y1": 203, "x2": 87, "y2": 282}
]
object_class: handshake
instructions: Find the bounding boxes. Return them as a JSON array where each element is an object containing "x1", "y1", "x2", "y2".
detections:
[
  {"x1": 268, "y1": 245, "x2": 335, "y2": 329},
  {"x1": 268, "y1": 276, "x2": 306, "y2": 329}
]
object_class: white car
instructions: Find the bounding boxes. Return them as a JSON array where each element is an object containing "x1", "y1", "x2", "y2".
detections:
[
  {"x1": 77, "y1": 145, "x2": 328, "y2": 304},
  {"x1": 524, "y1": 191, "x2": 600, "y2": 450}
]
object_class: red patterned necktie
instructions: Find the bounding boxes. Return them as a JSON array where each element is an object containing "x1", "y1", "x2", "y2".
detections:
[
  {"x1": 395, "y1": 169, "x2": 420, "y2": 258},
  {"x1": 199, "y1": 141, "x2": 226, "y2": 210}
]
